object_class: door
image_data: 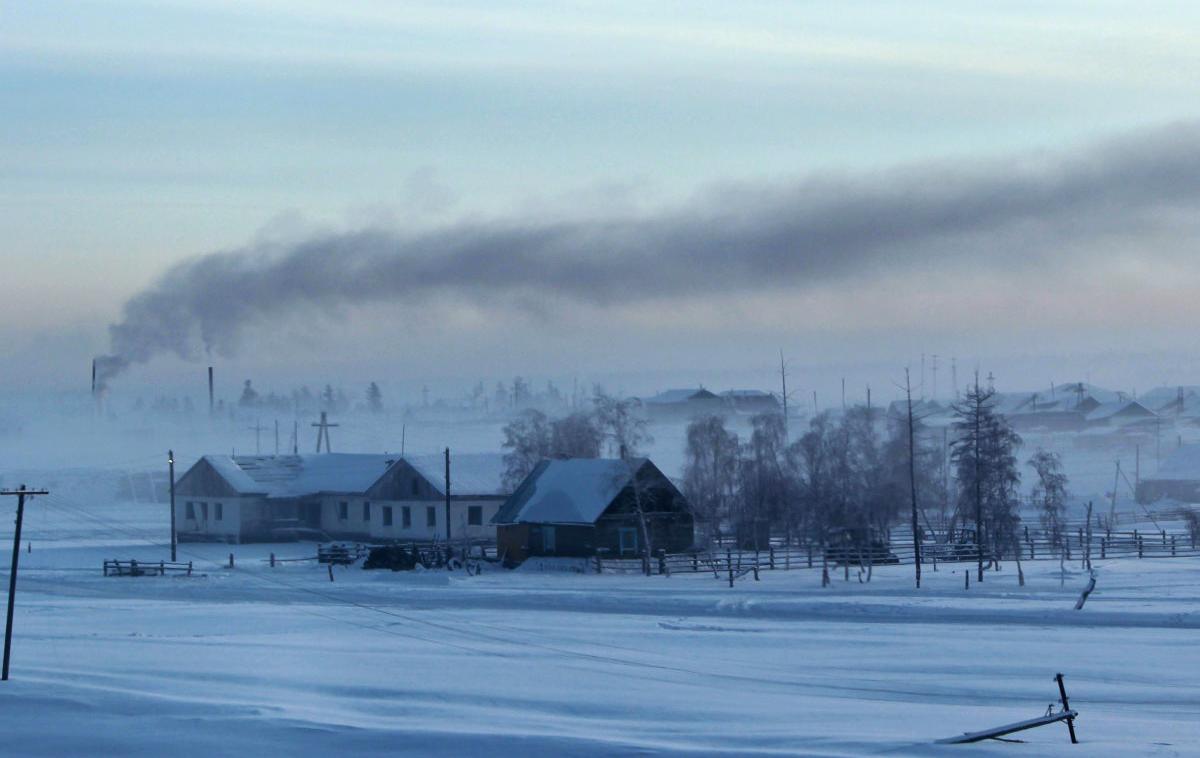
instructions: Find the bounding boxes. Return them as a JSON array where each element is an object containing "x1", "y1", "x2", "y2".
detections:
[
  {"x1": 542, "y1": 526, "x2": 557, "y2": 553},
  {"x1": 619, "y1": 527, "x2": 638, "y2": 555}
]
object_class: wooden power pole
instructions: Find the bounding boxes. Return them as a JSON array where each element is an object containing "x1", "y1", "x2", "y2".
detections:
[
  {"x1": 905, "y1": 369, "x2": 922, "y2": 589},
  {"x1": 444, "y1": 447, "x2": 452, "y2": 542},
  {"x1": 2, "y1": 485, "x2": 48, "y2": 681},
  {"x1": 168, "y1": 450, "x2": 177, "y2": 562},
  {"x1": 312, "y1": 412, "x2": 338, "y2": 453}
]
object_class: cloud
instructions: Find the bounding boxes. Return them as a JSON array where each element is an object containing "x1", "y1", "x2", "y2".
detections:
[{"x1": 95, "y1": 121, "x2": 1200, "y2": 386}]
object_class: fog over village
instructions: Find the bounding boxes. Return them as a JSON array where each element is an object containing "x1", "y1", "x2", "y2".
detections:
[{"x1": 3, "y1": 3, "x2": 1200, "y2": 756}]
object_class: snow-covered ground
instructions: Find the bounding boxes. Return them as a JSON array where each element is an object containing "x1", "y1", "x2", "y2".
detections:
[{"x1": 0, "y1": 496, "x2": 1197, "y2": 756}]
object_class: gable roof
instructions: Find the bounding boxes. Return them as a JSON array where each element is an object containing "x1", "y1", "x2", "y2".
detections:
[
  {"x1": 720, "y1": 389, "x2": 776, "y2": 399},
  {"x1": 494, "y1": 458, "x2": 651, "y2": 525},
  {"x1": 200, "y1": 453, "x2": 399, "y2": 499},
  {"x1": 404, "y1": 452, "x2": 508, "y2": 496},
  {"x1": 1084, "y1": 400, "x2": 1156, "y2": 423},
  {"x1": 643, "y1": 388, "x2": 720, "y2": 404}
]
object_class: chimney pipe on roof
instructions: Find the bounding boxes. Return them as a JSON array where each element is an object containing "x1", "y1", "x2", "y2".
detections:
[{"x1": 208, "y1": 366, "x2": 214, "y2": 416}]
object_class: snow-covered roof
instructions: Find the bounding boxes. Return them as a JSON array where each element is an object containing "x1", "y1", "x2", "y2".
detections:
[
  {"x1": 494, "y1": 458, "x2": 647, "y2": 525},
  {"x1": 1084, "y1": 400, "x2": 1156, "y2": 423},
  {"x1": 203, "y1": 454, "x2": 399, "y2": 499},
  {"x1": 404, "y1": 452, "x2": 508, "y2": 496},
  {"x1": 1140, "y1": 386, "x2": 1200, "y2": 414},
  {"x1": 720, "y1": 389, "x2": 775, "y2": 399},
  {"x1": 642, "y1": 388, "x2": 718, "y2": 404}
]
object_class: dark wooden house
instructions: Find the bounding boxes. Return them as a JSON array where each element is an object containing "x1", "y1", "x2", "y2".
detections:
[{"x1": 493, "y1": 458, "x2": 694, "y2": 565}]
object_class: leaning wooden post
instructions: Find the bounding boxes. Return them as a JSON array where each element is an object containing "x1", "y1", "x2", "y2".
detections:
[{"x1": 1055, "y1": 673, "x2": 1078, "y2": 744}]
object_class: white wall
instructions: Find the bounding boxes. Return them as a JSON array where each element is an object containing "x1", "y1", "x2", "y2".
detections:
[
  {"x1": 363, "y1": 499, "x2": 500, "y2": 543},
  {"x1": 176, "y1": 495, "x2": 243, "y2": 538}
]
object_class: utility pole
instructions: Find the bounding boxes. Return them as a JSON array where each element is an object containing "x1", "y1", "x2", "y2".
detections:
[
  {"x1": 312, "y1": 412, "x2": 338, "y2": 453},
  {"x1": 2, "y1": 485, "x2": 48, "y2": 681},
  {"x1": 274, "y1": 420, "x2": 279, "y2": 456},
  {"x1": 168, "y1": 451, "x2": 177, "y2": 562},
  {"x1": 444, "y1": 447, "x2": 452, "y2": 542},
  {"x1": 974, "y1": 373, "x2": 984, "y2": 584},
  {"x1": 905, "y1": 369, "x2": 922, "y2": 589},
  {"x1": 248, "y1": 419, "x2": 265, "y2": 455},
  {"x1": 931, "y1": 354, "x2": 939, "y2": 400},
  {"x1": 292, "y1": 420, "x2": 299, "y2": 455},
  {"x1": 779, "y1": 350, "x2": 790, "y2": 441}
]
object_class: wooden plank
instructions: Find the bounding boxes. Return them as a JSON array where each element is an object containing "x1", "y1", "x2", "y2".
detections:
[{"x1": 937, "y1": 710, "x2": 1077, "y2": 744}]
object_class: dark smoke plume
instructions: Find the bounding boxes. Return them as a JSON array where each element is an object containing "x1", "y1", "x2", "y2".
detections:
[{"x1": 95, "y1": 121, "x2": 1200, "y2": 387}]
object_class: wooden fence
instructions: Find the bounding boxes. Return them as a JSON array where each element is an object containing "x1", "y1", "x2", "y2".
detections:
[
  {"x1": 103, "y1": 559, "x2": 194, "y2": 577},
  {"x1": 595, "y1": 527, "x2": 1200, "y2": 580}
]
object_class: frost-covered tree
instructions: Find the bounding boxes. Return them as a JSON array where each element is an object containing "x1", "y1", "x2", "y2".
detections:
[
  {"x1": 682, "y1": 415, "x2": 739, "y2": 544},
  {"x1": 239, "y1": 379, "x2": 259, "y2": 407},
  {"x1": 951, "y1": 381, "x2": 1022, "y2": 579},
  {"x1": 500, "y1": 409, "x2": 553, "y2": 489},
  {"x1": 592, "y1": 392, "x2": 650, "y2": 458},
  {"x1": 550, "y1": 412, "x2": 603, "y2": 458},
  {"x1": 1029, "y1": 449, "x2": 1068, "y2": 543},
  {"x1": 736, "y1": 413, "x2": 791, "y2": 549},
  {"x1": 366, "y1": 382, "x2": 384, "y2": 414}
]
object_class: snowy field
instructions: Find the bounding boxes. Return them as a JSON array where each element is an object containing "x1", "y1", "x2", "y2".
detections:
[{"x1": 0, "y1": 498, "x2": 1197, "y2": 756}]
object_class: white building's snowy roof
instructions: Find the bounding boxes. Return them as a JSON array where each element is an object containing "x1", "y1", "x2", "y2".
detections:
[
  {"x1": 405, "y1": 452, "x2": 508, "y2": 496},
  {"x1": 494, "y1": 458, "x2": 645, "y2": 525},
  {"x1": 204, "y1": 454, "x2": 399, "y2": 498}
]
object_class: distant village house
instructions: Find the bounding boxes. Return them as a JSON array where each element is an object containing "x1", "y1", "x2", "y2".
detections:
[
  {"x1": 174, "y1": 452, "x2": 508, "y2": 543},
  {"x1": 492, "y1": 457, "x2": 695, "y2": 565}
]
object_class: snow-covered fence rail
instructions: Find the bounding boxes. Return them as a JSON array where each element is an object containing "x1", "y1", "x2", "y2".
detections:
[{"x1": 103, "y1": 559, "x2": 193, "y2": 577}]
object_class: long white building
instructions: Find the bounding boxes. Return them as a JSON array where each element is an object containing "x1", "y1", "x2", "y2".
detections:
[{"x1": 173, "y1": 452, "x2": 508, "y2": 544}]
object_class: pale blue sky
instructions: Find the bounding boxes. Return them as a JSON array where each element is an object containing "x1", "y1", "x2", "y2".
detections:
[{"x1": 4, "y1": 1, "x2": 1200, "y2": 392}]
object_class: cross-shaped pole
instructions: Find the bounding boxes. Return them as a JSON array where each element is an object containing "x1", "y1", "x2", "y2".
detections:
[
  {"x1": 248, "y1": 419, "x2": 266, "y2": 455},
  {"x1": 311, "y1": 412, "x2": 339, "y2": 453}
]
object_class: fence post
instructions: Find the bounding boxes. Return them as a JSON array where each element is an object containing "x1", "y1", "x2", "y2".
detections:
[
  {"x1": 159, "y1": 560, "x2": 164, "y2": 576},
  {"x1": 807, "y1": 544, "x2": 813, "y2": 568},
  {"x1": 131, "y1": 559, "x2": 138, "y2": 576},
  {"x1": 1162, "y1": 529, "x2": 1167, "y2": 547},
  {"x1": 1171, "y1": 535, "x2": 1176, "y2": 556},
  {"x1": 1100, "y1": 537, "x2": 1106, "y2": 559},
  {"x1": 964, "y1": 569, "x2": 969, "y2": 590},
  {"x1": 187, "y1": 561, "x2": 193, "y2": 576},
  {"x1": 270, "y1": 552, "x2": 275, "y2": 568},
  {"x1": 1137, "y1": 531, "x2": 1143, "y2": 559},
  {"x1": 769, "y1": 547, "x2": 775, "y2": 570},
  {"x1": 228, "y1": 553, "x2": 234, "y2": 569},
  {"x1": 327, "y1": 564, "x2": 334, "y2": 582},
  {"x1": 727, "y1": 549, "x2": 734, "y2": 588},
  {"x1": 692, "y1": 554, "x2": 698, "y2": 572},
  {"x1": 595, "y1": 555, "x2": 603, "y2": 574}
]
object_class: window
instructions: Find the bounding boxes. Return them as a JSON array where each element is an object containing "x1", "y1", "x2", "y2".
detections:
[
  {"x1": 619, "y1": 527, "x2": 638, "y2": 555},
  {"x1": 338, "y1": 501, "x2": 348, "y2": 520},
  {"x1": 383, "y1": 506, "x2": 393, "y2": 526},
  {"x1": 467, "y1": 506, "x2": 483, "y2": 526},
  {"x1": 186, "y1": 502, "x2": 195, "y2": 519},
  {"x1": 200, "y1": 502, "x2": 209, "y2": 520},
  {"x1": 411, "y1": 478, "x2": 420, "y2": 496},
  {"x1": 363, "y1": 502, "x2": 371, "y2": 522},
  {"x1": 402, "y1": 506, "x2": 411, "y2": 529},
  {"x1": 426, "y1": 506, "x2": 436, "y2": 528},
  {"x1": 214, "y1": 502, "x2": 223, "y2": 521}
]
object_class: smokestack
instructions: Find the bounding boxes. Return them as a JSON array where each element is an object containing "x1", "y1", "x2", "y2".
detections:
[{"x1": 208, "y1": 366, "x2": 214, "y2": 416}]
